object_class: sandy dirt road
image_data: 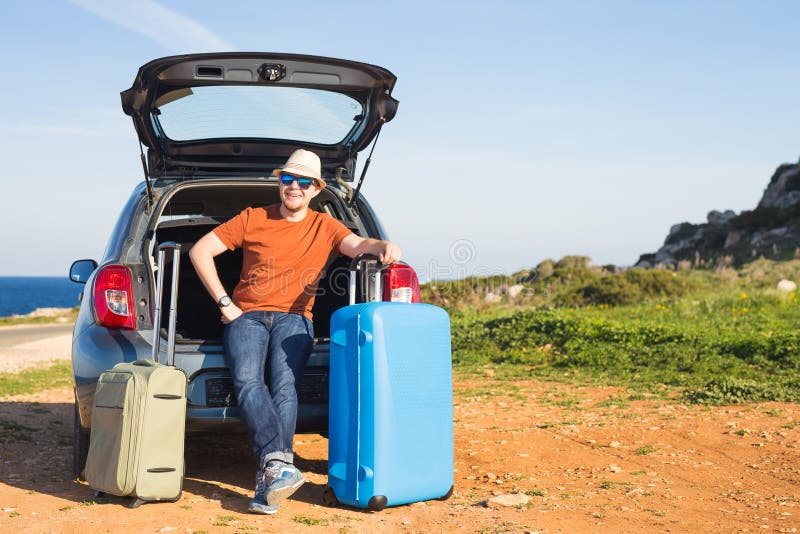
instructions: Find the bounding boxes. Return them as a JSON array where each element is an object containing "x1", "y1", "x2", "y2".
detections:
[
  {"x1": 0, "y1": 323, "x2": 73, "y2": 373},
  {"x1": 0, "y1": 331, "x2": 799, "y2": 532}
]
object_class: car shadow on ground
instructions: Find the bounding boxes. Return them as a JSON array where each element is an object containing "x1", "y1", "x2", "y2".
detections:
[
  {"x1": 0, "y1": 400, "x2": 87, "y2": 501},
  {"x1": 0, "y1": 400, "x2": 361, "y2": 513}
]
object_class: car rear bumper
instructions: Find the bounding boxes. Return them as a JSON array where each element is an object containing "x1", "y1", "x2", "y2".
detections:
[{"x1": 72, "y1": 324, "x2": 330, "y2": 433}]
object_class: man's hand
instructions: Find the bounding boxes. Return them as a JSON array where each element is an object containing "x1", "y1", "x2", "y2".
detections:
[
  {"x1": 220, "y1": 303, "x2": 243, "y2": 324},
  {"x1": 376, "y1": 240, "x2": 402, "y2": 264}
]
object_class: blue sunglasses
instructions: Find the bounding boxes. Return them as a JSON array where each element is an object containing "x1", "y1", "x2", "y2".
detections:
[{"x1": 280, "y1": 173, "x2": 314, "y2": 190}]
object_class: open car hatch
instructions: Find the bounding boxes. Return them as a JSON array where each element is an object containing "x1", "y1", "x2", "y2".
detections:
[{"x1": 121, "y1": 52, "x2": 398, "y2": 181}]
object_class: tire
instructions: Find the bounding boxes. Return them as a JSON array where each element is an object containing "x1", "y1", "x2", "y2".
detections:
[{"x1": 73, "y1": 401, "x2": 90, "y2": 481}]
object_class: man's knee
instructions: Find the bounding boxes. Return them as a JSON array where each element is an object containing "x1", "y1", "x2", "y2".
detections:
[{"x1": 233, "y1": 374, "x2": 268, "y2": 397}]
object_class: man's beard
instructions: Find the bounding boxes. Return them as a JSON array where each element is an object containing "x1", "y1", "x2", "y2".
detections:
[{"x1": 282, "y1": 200, "x2": 303, "y2": 212}]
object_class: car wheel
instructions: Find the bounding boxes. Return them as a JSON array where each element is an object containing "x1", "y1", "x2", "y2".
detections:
[{"x1": 73, "y1": 402, "x2": 90, "y2": 481}]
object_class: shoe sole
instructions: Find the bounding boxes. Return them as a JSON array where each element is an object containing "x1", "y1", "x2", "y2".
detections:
[
  {"x1": 266, "y1": 477, "x2": 305, "y2": 506},
  {"x1": 248, "y1": 501, "x2": 279, "y2": 515}
]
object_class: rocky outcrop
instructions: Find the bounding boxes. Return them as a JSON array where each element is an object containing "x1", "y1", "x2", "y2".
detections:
[{"x1": 637, "y1": 162, "x2": 800, "y2": 267}]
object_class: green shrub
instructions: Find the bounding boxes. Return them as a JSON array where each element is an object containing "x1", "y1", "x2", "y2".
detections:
[
  {"x1": 450, "y1": 297, "x2": 800, "y2": 404},
  {"x1": 432, "y1": 255, "x2": 800, "y2": 404},
  {"x1": 683, "y1": 377, "x2": 800, "y2": 405},
  {"x1": 558, "y1": 269, "x2": 698, "y2": 307},
  {"x1": 555, "y1": 256, "x2": 592, "y2": 269},
  {"x1": 570, "y1": 275, "x2": 644, "y2": 306},
  {"x1": 534, "y1": 259, "x2": 555, "y2": 280}
]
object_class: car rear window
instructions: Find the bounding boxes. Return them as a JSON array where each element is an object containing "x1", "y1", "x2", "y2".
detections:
[{"x1": 154, "y1": 86, "x2": 364, "y2": 145}]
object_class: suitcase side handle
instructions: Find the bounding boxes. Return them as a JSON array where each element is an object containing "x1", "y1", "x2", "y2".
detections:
[{"x1": 133, "y1": 359, "x2": 157, "y2": 367}]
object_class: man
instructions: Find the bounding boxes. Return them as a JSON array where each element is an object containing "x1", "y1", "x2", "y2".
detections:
[{"x1": 190, "y1": 149, "x2": 401, "y2": 514}]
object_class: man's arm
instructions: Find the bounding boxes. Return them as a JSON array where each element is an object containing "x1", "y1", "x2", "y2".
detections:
[
  {"x1": 339, "y1": 234, "x2": 402, "y2": 264},
  {"x1": 189, "y1": 232, "x2": 243, "y2": 323}
]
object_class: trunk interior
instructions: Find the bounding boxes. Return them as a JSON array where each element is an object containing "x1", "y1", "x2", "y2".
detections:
[{"x1": 150, "y1": 183, "x2": 356, "y2": 342}]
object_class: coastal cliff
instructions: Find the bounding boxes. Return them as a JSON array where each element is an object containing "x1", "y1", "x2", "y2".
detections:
[{"x1": 637, "y1": 162, "x2": 800, "y2": 267}]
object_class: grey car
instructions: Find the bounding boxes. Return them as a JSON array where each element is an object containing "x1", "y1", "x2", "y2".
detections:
[{"x1": 68, "y1": 53, "x2": 420, "y2": 477}]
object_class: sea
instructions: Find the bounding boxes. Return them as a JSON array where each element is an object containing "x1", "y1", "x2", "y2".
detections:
[{"x1": 0, "y1": 277, "x2": 83, "y2": 317}]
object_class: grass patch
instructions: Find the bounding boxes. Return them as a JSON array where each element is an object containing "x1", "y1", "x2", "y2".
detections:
[
  {"x1": 0, "y1": 361, "x2": 72, "y2": 396},
  {"x1": 683, "y1": 377, "x2": 800, "y2": 405},
  {"x1": 0, "y1": 420, "x2": 36, "y2": 443},
  {"x1": 595, "y1": 397, "x2": 629, "y2": 408},
  {"x1": 293, "y1": 516, "x2": 330, "y2": 526},
  {"x1": 455, "y1": 384, "x2": 525, "y2": 401},
  {"x1": 645, "y1": 508, "x2": 667, "y2": 517},
  {"x1": 635, "y1": 445, "x2": 656, "y2": 455},
  {"x1": 524, "y1": 489, "x2": 547, "y2": 497},
  {"x1": 599, "y1": 480, "x2": 633, "y2": 490},
  {"x1": 0, "y1": 308, "x2": 78, "y2": 326},
  {"x1": 212, "y1": 515, "x2": 239, "y2": 527},
  {"x1": 551, "y1": 396, "x2": 582, "y2": 408},
  {"x1": 478, "y1": 523, "x2": 518, "y2": 534}
]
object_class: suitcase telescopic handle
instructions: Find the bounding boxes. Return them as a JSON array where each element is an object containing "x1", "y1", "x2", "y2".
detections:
[
  {"x1": 348, "y1": 254, "x2": 384, "y2": 306},
  {"x1": 152, "y1": 242, "x2": 181, "y2": 366}
]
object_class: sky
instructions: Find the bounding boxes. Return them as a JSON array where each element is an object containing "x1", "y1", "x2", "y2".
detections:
[{"x1": 1, "y1": 0, "x2": 798, "y2": 278}]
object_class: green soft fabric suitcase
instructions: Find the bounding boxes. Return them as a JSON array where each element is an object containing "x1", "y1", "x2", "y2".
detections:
[
  {"x1": 85, "y1": 359, "x2": 186, "y2": 504},
  {"x1": 84, "y1": 243, "x2": 187, "y2": 508}
]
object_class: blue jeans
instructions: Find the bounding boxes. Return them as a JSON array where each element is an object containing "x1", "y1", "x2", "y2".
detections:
[{"x1": 224, "y1": 311, "x2": 314, "y2": 465}]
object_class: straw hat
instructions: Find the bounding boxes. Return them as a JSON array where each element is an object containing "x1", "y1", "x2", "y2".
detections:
[{"x1": 272, "y1": 149, "x2": 326, "y2": 189}]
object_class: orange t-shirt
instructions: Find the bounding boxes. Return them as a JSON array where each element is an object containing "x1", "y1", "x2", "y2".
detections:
[{"x1": 213, "y1": 204, "x2": 353, "y2": 319}]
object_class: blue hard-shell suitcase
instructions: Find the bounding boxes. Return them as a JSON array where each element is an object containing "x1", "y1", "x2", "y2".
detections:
[{"x1": 324, "y1": 300, "x2": 454, "y2": 510}]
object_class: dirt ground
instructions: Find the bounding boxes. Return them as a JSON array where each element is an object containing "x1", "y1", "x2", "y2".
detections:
[{"x1": 1, "y1": 375, "x2": 799, "y2": 533}]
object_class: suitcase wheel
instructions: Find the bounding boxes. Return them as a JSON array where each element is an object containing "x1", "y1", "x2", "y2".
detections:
[
  {"x1": 368, "y1": 495, "x2": 387, "y2": 511},
  {"x1": 322, "y1": 486, "x2": 339, "y2": 507},
  {"x1": 437, "y1": 485, "x2": 454, "y2": 501}
]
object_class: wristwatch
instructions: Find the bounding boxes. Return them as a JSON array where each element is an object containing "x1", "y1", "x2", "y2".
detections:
[{"x1": 218, "y1": 295, "x2": 232, "y2": 308}]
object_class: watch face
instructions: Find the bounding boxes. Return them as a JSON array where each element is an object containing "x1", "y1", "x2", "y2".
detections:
[{"x1": 219, "y1": 296, "x2": 232, "y2": 307}]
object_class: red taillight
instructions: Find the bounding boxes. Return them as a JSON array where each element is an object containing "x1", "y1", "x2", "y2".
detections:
[
  {"x1": 382, "y1": 264, "x2": 421, "y2": 303},
  {"x1": 93, "y1": 265, "x2": 136, "y2": 329}
]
